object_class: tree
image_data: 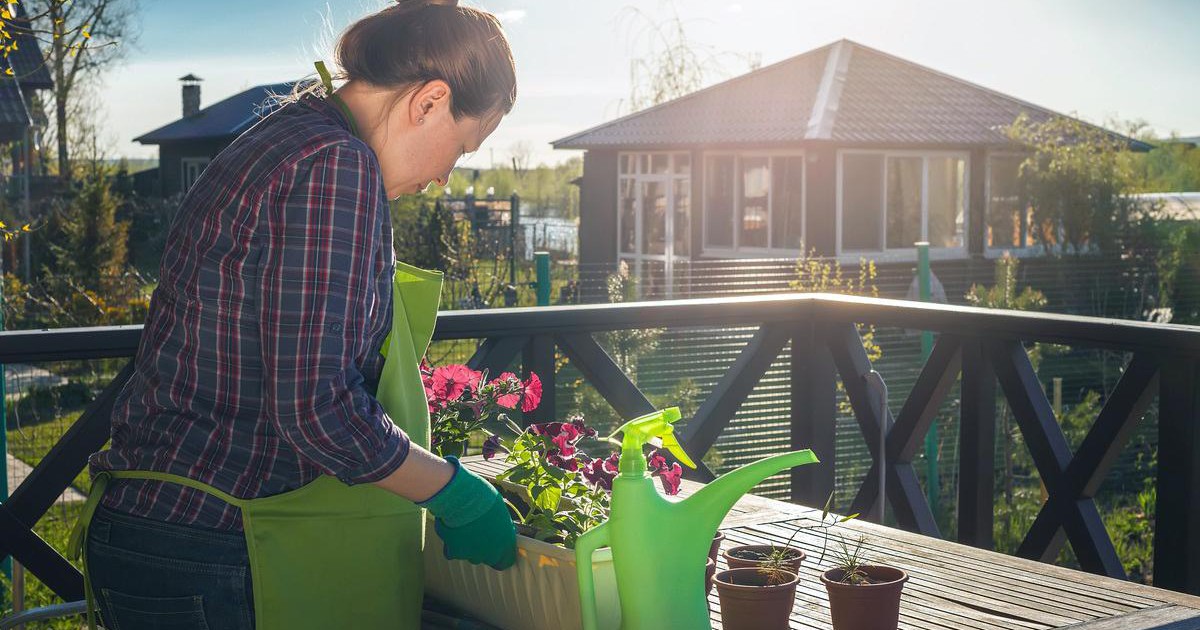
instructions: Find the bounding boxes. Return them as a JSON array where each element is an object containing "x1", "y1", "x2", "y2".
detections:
[
  {"x1": 8, "y1": 0, "x2": 139, "y2": 184},
  {"x1": 1005, "y1": 113, "x2": 1140, "y2": 254},
  {"x1": 619, "y1": 2, "x2": 760, "y2": 112},
  {"x1": 49, "y1": 172, "x2": 128, "y2": 288},
  {"x1": 1134, "y1": 138, "x2": 1200, "y2": 193}
]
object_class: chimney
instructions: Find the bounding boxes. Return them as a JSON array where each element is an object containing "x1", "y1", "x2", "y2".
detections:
[{"x1": 180, "y1": 73, "x2": 203, "y2": 117}]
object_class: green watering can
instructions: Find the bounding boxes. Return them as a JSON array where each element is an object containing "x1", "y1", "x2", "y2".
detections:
[{"x1": 574, "y1": 408, "x2": 819, "y2": 629}]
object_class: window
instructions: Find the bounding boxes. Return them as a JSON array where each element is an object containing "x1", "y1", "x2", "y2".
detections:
[
  {"x1": 842, "y1": 154, "x2": 884, "y2": 251},
  {"x1": 839, "y1": 151, "x2": 968, "y2": 253},
  {"x1": 616, "y1": 152, "x2": 692, "y2": 298},
  {"x1": 181, "y1": 157, "x2": 210, "y2": 192},
  {"x1": 740, "y1": 157, "x2": 769, "y2": 248},
  {"x1": 703, "y1": 153, "x2": 805, "y2": 252},
  {"x1": 986, "y1": 154, "x2": 1033, "y2": 249},
  {"x1": 617, "y1": 152, "x2": 690, "y2": 258},
  {"x1": 705, "y1": 156, "x2": 734, "y2": 248}
]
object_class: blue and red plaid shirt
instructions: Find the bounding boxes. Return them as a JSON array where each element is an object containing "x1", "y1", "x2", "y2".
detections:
[{"x1": 91, "y1": 95, "x2": 410, "y2": 530}]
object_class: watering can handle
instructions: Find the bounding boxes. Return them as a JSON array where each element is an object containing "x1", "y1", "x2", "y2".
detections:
[{"x1": 575, "y1": 521, "x2": 610, "y2": 630}]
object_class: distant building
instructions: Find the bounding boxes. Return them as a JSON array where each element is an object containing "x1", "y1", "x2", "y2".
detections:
[
  {"x1": 554, "y1": 39, "x2": 1149, "y2": 287},
  {"x1": 0, "y1": 3, "x2": 54, "y2": 190},
  {"x1": 134, "y1": 77, "x2": 293, "y2": 196}
]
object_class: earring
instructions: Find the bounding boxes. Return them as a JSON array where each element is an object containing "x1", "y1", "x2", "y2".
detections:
[{"x1": 418, "y1": 118, "x2": 425, "y2": 124}]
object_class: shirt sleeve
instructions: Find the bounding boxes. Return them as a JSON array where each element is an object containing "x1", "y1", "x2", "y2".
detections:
[{"x1": 258, "y1": 143, "x2": 409, "y2": 484}]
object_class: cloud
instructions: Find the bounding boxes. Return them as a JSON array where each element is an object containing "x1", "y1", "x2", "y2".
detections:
[
  {"x1": 494, "y1": 9, "x2": 527, "y2": 24},
  {"x1": 727, "y1": 3, "x2": 743, "y2": 13}
]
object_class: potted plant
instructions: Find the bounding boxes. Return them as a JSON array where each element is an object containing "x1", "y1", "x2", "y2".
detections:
[
  {"x1": 713, "y1": 493, "x2": 859, "y2": 629},
  {"x1": 712, "y1": 564, "x2": 800, "y2": 630},
  {"x1": 421, "y1": 364, "x2": 684, "y2": 630},
  {"x1": 819, "y1": 536, "x2": 908, "y2": 630},
  {"x1": 722, "y1": 491, "x2": 851, "y2": 573}
]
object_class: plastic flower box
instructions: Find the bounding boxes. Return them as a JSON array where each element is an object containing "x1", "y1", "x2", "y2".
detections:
[{"x1": 424, "y1": 521, "x2": 620, "y2": 630}]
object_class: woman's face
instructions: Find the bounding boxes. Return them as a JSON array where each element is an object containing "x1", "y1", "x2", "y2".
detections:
[{"x1": 374, "y1": 81, "x2": 502, "y2": 199}]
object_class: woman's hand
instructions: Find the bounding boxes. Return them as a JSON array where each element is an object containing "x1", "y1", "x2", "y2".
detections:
[
  {"x1": 417, "y1": 456, "x2": 517, "y2": 570},
  {"x1": 373, "y1": 447, "x2": 517, "y2": 569}
]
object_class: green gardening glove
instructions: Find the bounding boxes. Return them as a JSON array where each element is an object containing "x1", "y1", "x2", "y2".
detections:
[{"x1": 419, "y1": 456, "x2": 517, "y2": 570}]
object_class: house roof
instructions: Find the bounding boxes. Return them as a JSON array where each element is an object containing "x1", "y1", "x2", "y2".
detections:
[
  {"x1": 6, "y1": 4, "x2": 54, "y2": 90},
  {"x1": 0, "y1": 58, "x2": 33, "y2": 143},
  {"x1": 135, "y1": 81, "x2": 296, "y2": 145},
  {"x1": 554, "y1": 40, "x2": 1151, "y2": 151}
]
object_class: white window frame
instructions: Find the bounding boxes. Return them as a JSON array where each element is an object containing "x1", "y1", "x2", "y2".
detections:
[
  {"x1": 701, "y1": 150, "x2": 807, "y2": 258},
  {"x1": 616, "y1": 151, "x2": 692, "y2": 297},
  {"x1": 835, "y1": 149, "x2": 970, "y2": 263},
  {"x1": 983, "y1": 150, "x2": 1044, "y2": 259},
  {"x1": 181, "y1": 157, "x2": 210, "y2": 192}
]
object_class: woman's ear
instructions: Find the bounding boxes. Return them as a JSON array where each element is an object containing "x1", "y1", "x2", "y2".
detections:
[{"x1": 409, "y1": 80, "x2": 452, "y2": 125}]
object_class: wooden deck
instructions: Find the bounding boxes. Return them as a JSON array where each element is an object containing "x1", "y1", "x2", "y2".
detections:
[{"x1": 463, "y1": 457, "x2": 1200, "y2": 630}]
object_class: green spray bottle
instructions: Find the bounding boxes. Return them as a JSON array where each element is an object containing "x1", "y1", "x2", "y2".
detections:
[{"x1": 575, "y1": 408, "x2": 819, "y2": 629}]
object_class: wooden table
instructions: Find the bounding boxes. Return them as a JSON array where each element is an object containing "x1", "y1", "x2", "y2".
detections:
[{"x1": 463, "y1": 458, "x2": 1200, "y2": 629}]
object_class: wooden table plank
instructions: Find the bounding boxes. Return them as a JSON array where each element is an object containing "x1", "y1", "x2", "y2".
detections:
[
  {"x1": 461, "y1": 457, "x2": 1200, "y2": 629},
  {"x1": 1054, "y1": 605, "x2": 1200, "y2": 629},
  {"x1": 745, "y1": 520, "x2": 1136, "y2": 618}
]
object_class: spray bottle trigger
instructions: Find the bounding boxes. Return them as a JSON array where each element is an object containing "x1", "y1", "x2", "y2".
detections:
[{"x1": 661, "y1": 432, "x2": 696, "y2": 469}]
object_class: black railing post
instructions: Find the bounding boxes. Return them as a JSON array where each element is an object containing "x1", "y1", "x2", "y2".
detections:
[
  {"x1": 790, "y1": 320, "x2": 836, "y2": 507},
  {"x1": 958, "y1": 338, "x2": 995, "y2": 549},
  {"x1": 1155, "y1": 356, "x2": 1200, "y2": 595},
  {"x1": 523, "y1": 334, "x2": 556, "y2": 425}
]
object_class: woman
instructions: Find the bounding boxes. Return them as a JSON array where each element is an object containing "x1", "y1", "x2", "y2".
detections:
[{"x1": 77, "y1": 2, "x2": 518, "y2": 628}]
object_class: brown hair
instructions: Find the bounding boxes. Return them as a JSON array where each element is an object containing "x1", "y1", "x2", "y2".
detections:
[{"x1": 334, "y1": 0, "x2": 517, "y2": 120}]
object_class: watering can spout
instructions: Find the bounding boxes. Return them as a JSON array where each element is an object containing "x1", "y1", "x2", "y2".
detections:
[{"x1": 682, "y1": 450, "x2": 820, "y2": 534}]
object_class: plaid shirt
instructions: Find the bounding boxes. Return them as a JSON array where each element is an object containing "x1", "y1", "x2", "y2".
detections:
[{"x1": 91, "y1": 95, "x2": 409, "y2": 530}]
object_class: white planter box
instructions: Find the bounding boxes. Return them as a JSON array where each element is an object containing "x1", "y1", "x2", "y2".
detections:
[{"x1": 424, "y1": 528, "x2": 620, "y2": 630}]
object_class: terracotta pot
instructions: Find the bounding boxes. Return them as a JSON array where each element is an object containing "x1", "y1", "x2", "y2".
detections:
[
  {"x1": 709, "y1": 531, "x2": 725, "y2": 565},
  {"x1": 820, "y1": 565, "x2": 908, "y2": 630},
  {"x1": 704, "y1": 532, "x2": 724, "y2": 595},
  {"x1": 722, "y1": 544, "x2": 805, "y2": 573},
  {"x1": 714, "y1": 568, "x2": 799, "y2": 630}
]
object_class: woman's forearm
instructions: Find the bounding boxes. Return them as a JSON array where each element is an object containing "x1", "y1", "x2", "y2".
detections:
[{"x1": 373, "y1": 443, "x2": 456, "y2": 502}]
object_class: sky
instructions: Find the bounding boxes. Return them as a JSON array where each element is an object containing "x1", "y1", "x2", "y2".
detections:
[{"x1": 97, "y1": 0, "x2": 1200, "y2": 168}]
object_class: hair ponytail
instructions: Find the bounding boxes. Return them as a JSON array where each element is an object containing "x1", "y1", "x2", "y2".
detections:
[{"x1": 332, "y1": 0, "x2": 517, "y2": 120}]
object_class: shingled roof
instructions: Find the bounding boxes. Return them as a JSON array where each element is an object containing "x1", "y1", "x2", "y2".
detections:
[
  {"x1": 0, "y1": 58, "x2": 32, "y2": 142},
  {"x1": 554, "y1": 40, "x2": 1150, "y2": 151},
  {"x1": 135, "y1": 82, "x2": 296, "y2": 145},
  {"x1": 6, "y1": 4, "x2": 54, "y2": 90}
]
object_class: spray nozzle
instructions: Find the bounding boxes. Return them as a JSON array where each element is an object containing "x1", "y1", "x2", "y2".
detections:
[{"x1": 612, "y1": 407, "x2": 696, "y2": 474}]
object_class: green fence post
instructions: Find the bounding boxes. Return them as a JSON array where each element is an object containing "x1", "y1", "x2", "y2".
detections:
[
  {"x1": 917, "y1": 241, "x2": 939, "y2": 516},
  {"x1": 535, "y1": 251, "x2": 551, "y2": 307}
]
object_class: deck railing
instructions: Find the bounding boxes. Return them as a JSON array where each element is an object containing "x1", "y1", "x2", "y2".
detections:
[{"x1": 2, "y1": 293, "x2": 1199, "y2": 600}]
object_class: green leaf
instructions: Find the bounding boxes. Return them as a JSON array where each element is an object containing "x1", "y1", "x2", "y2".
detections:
[{"x1": 532, "y1": 485, "x2": 561, "y2": 512}]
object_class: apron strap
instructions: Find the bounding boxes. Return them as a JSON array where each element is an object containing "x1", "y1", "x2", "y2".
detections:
[
  {"x1": 314, "y1": 60, "x2": 361, "y2": 138},
  {"x1": 68, "y1": 470, "x2": 249, "y2": 629},
  {"x1": 104, "y1": 469, "x2": 248, "y2": 507}
]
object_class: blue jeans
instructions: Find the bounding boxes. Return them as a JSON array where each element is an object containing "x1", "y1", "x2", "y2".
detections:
[{"x1": 85, "y1": 505, "x2": 255, "y2": 630}]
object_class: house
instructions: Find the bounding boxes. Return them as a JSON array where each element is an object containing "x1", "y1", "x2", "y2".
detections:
[
  {"x1": 134, "y1": 77, "x2": 293, "y2": 196},
  {"x1": 553, "y1": 39, "x2": 1150, "y2": 290},
  {"x1": 0, "y1": 2, "x2": 54, "y2": 185}
]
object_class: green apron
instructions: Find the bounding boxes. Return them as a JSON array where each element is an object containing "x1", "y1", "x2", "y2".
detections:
[{"x1": 71, "y1": 261, "x2": 444, "y2": 629}]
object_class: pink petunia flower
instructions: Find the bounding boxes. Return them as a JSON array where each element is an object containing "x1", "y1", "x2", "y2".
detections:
[
  {"x1": 491, "y1": 372, "x2": 523, "y2": 409},
  {"x1": 521, "y1": 373, "x2": 543, "y2": 412},
  {"x1": 430, "y1": 365, "x2": 474, "y2": 402}
]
